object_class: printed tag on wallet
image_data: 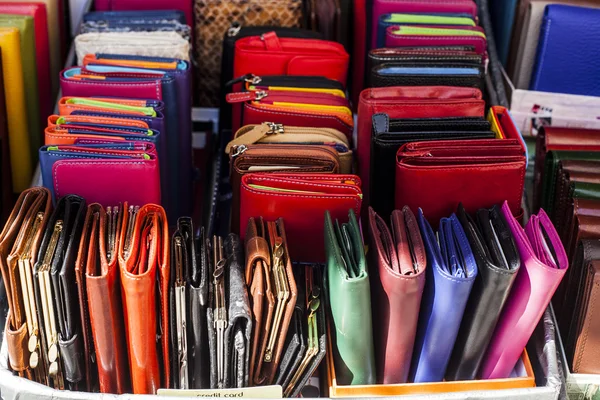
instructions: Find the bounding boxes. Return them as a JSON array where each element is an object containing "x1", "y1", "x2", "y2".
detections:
[{"x1": 157, "y1": 385, "x2": 283, "y2": 398}]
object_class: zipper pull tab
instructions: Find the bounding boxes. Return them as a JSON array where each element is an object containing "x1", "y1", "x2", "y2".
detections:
[
  {"x1": 225, "y1": 73, "x2": 261, "y2": 88},
  {"x1": 230, "y1": 144, "x2": 248, "y2": 159},
  {"x1": 225, "y1": 90, "x2": 267, "y2": 104},
  {"x1": 227, "y1": 23, "x2": 241, "y2": 37},
  {"x1": 225, "y1": 122, "x2": 282, "y2": 154}
]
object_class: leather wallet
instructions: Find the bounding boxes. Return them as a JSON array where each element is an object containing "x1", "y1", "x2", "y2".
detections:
[
  {"x1": 370, "y1": 63, "x2": 484, "y2": 89},
  {"x1": 357, "y1": 86, "x2": 485, "y2": 218},
  {"x1": 244, "y1": 218, "x2": 297, "y2": 386},
  {"x1": 410, "y1": 210, "x2": 477, "y2": 383},
  {"x1": 83, "y1": 9, "x2": 187, "y2": 24},
  {"x1": 227, "y1": 123, "x2": 352, "y2": 174},
  {"x1": 324, "y1": 209, "x2": 376, "y2": 385},
  {"x1": 367, "y1": 206, "x2": 426, "y2": 384},
  {"x1": 0, "y1": 51, "x2": 10, "y2": 223},
  {"x1": 0, "y1": 27, "x2": 32, "y2": 192},
  {"x1": 385, "y1": 25, "x2": 487, "y2": 54},
  {"x1": 0, "y1": 187, "x2": 51, "y2": 382},
  {"x1": 77, "y1": 203, "x2": 129, "y2": 393},
  {"x1": 233, "y1": 31, "x2": 349, "y2": 87},
  {"x1": 447, "y1": 204, "x2": 520, "y2": 381},
  {"x1": 371, "y1": 112, "x2": 494, "y2": 218},
  {"x1": 58, "y1": 96, "x2": 165, "y2": 117},
  {"x1": 0, "y1": 3, "x2": 52, "y2": 126},
  {"x1": 229, "y1": 144, "x2": 341, "y2": 235},
  {"x1": 39, "y1": 143, "x2": 161, "y2": 207},
  {"x1": 94, "y1": 0, "x2": 193, "y2": 27},
  {"x1": 239, "y1": 174, "x2": 362, "y2": 263},
  {"x1": 480, "y1": 202, "x2": 568, "y2": 379},
  {"x1": 118, "y1": 203, "x2": 170, "y2": 394},
  {"x1": 563, "y1": 239, "x2": 600, "y2": 374},
  {"x1": 370, "y1": 0, "x2": 478, "y2": 49},
  {"x1": 530, "y1": 4, "x2": 600, "y2": 96}
]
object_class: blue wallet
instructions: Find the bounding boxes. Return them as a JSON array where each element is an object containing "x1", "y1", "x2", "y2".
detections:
[
  {"x1": 410, "y1": 210, "x2": 478, "y2": 383},
  {"x1": 490, "y1": 0, "x2": 517, "y2": 66},
  {"x1": 530, "y1": 4, "x2": 600, "y2": 96},
  {"x1": 83, "y1": 10, "x2": 187, "y2": 24}
]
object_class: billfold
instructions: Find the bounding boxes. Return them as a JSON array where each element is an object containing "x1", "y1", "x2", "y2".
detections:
[
  {"x1": 227, "y1": 123, "x2": 352, "y2": 174},
  {"x1": 480, "y1": 202, "x2": 568, "y2": 379},
  {"x1": 325, "y1": 209, "x2": 376, "y2": 385},
  {"x1": 233, "y1": 31, "x2": 349, "y2": 87},
  {"x1": 77, "y1": 203, "x2": 129, "y2": 394},
  {"x1": 74, "y1": 31, "x2": 190, "y2": 64},
  {"x1": 370, "y1": 63, "x2": 484, "y2": 89},
  {"x1": 411, "y1": 210, "x2": 477, "y2": 383},
  {"x1": 370, "y1": 0, "x2": 478, "y2": 49},
  {"x1": 244, "y1": 218, "x2": 298, "y2": 386},
  {"x1": 385, "y1": 26, "x2": 487, "y2": 54},
  {"x1": 357, "y1": 86, "x2": 485, "y2": 217},
  {"x1": 371, "y1": 112, "x2": 494, "y2": 217},
  {"x1": 0, "y1": 187, "x2": 51, "y2": 381},
  {"x1": 229, "y1": 144, "x2": 341, "y2": 235},
  {"x1": 118, "y1": 203, "x2": 170, "y2": 394},
  {"x1": 240, "y1": 174, "x2": 362, "y2": 263},
  {"x1": 58, "y1": 97, "x2": 164, "y2": 118},
  {"x1": 367, "y1": 206, "x2": 426, "y2": 384},
  {"x1": 83, "y1": 10, "x2": 187, "y2": 24},
  {"x1": 447, "y1": 204, "x2": 520, "y2": 381},
  {"x1": 278, "y1": 265, "x2": 326, "y2": 397},
  {"x1": 81, "y1": 12, "x2": 191, "y2": 42},
  {"x1": 94, "y1": 0, "x2": 193, "y2": 26},
  {"x1": 39, "y1": 143, "x2": 161, "y2": 207}
]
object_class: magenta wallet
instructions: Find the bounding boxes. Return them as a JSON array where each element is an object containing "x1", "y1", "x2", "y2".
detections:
[
  {"x1": 385, "y1": 25, "x2": 487, "y2": 54},
  {"x1": 370, "y1": 0, "x2": 478, "y2": 49},
  {"x1": 60, "y1": 68, "x2": 164, "y2": 99},
  {"x1": 480, "y1": 202, "x2": 568, "y2": 379}
]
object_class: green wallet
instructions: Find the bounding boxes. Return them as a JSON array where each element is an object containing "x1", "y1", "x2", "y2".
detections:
[
  {"x1": 324, "y1": 209, "x2": 376, "y2": 385},
  {"x1": 0, "y1": 15, "x2": 40, "y2": 164}
]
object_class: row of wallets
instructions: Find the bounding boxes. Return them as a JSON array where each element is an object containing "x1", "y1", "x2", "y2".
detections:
[
  {"x1": 533, "y1": 126, "x2": 600, "y2": 374},
  {"x1": 53, "y1": 52, "x2": 193, "y2": 221},
  {"x1": 0, "y1": 187, "x2": 326, "y2": 396},
  {"x1": 327, "y1": 202, "x2": 568, "y2": 386}
]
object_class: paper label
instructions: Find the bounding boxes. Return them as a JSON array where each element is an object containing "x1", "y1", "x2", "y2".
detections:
[{"x1": 157, "y1": 385, "x2": 283, "y2": 398}]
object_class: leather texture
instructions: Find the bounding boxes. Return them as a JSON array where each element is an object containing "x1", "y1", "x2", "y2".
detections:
[
  {"x1": 385, "y1": 26, "x2": 487, "y2": 54},
  {"x1": 325, "y1": 209, "x2": 376, "y2": 385},
  {"x1": 410, "y1": 211, "x2": 477, "y2": 383},
  {"x1": 0, "y1": 3, "x2": 51, "y2": 126},
  {"x1": 233, "y1": 32, "x2": 349, "y2": 87},
  {"x1": 357, "y1": 86, "x2": 485, "y2": 218},
  {"x1": 490, "y1": 0, "x2": 518, "y2": 65},
  {"x1": 530, "y1": 4, "x2": 600, "y2": 96},
  {"x1": 370, "y1": 64, "x2": 484, "y2": 89},
  {"x1": 0, "y1": 27, "x2": 31, "y2": 192},
  {"x1": 0, "y1": 52, "x2": 11, "y2": 223},
  {"x1": 239, "y1": 174, "x2": 362, "y2": 263},
  {"x1": 447, "y1": 204, "x2": 520, "y2": 381},
  {"x1": 367, "y1": 206, "x2": 426, "y2": 384},
  {"x1": 79, "y1": 203, "x2": 130, "y2": 394},
  {"x1": 95, "y1": 0, "x2": 192, "y2": 25},
  {"x1": 0, "y1": 187, "x2": 51, "y2": 379},
  {"x1": 480, "y1": 202, "x2": 568, "y2": 379}
]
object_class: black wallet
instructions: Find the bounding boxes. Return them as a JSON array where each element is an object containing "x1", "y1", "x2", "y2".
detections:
[
  {"x1": 370, "y1": 113, "x2": 495, "y2": 217},
  {"x1": 369, "y1": 62, "x2": 484, "y2": 89},
  {"x1": 34, "y1": 195, "x2": 87, "y2": 390},
  {"x1": 446, "y1": 204, "x2": 520, "y2": 381}
]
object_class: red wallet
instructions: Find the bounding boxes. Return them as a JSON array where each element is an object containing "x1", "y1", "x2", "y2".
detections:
[
  {"x1": 357, "y1": 86, "x2": 485, "y2": 217},
  {"x1": 239, "y1": 173, "x2": 362, "y2": 263},
  {"x1": 233, "y1": 31, "x2": 350, "y2": 86}
]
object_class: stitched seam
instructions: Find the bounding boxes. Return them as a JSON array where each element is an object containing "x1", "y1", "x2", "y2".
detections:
[
  {"x1": 246, "y1": 175, "x2": 362, "y2": 195},
  {"x1": 532, "y1": 19, "x2": 552, "y2": 89},
  {"x1": 453, "y1": 217, "x2": 478, "y2": 277},
  {"x1": 61, "y1": 76, "x2": 162, "y2": 99},
  {"x1": 575, "y1": 273, "x2": 597, "y2": 371},
  {"x1": 246, "y1": 105, "x2": 352, "y2": 133},
  {"x1": 56, "y1": 118, "x2": 147, "y2": 128}
]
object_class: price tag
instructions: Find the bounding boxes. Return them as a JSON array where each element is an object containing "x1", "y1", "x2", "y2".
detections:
[{"x1": 157, "y1": 385, "x2": 283, "y2": 398}]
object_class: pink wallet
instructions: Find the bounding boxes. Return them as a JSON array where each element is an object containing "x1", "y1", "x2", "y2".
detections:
[
  {"x1": 385, "y1": 26, "x2": 487, "y2": 54},
  {"x1": 370, "y1": 0, "x2": 478, "y2": 49},
  {"x1": 480, "y1": 202, "x2": 568, "y2": 379}
]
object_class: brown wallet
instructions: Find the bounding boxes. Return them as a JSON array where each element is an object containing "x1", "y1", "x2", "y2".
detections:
[
  {"x1": 0, "y1": 187, "x2": 51, "y2": 382},
  {"x1": 244, "y1": 217, "x2": 297, "y2": 385},
  {"x1": 118, "y1": 203, "x2": 170, "y2": 394}
]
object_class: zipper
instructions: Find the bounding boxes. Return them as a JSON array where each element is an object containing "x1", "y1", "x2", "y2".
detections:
[
  {"x1": 226, "y1": 74, "x2": 344, "y2": 91},
  {"x1": 66, "y1": 98, "x2": 157, "y2": 117},
  {"x1": 231, "y1": 144, "x2": 339, "y2": 163},
  {"x1": 123, "y1": 205, "x2": 140, "y2": 259},
  {"x1": 226, "y1": 90, "x2": 349, "y2": 106}
]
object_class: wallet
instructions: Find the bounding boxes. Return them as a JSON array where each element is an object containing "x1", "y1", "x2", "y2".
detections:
[
  {"x1": 370, "y1": 63, "x2": 484, "y2": 89},
  {"x1": 233, "y1": 31, "x2": 349, "y2": 87},
  {"x1": 118, "y1": 203, "x2": 170, "y2": 394},
  {"x1": 94, "y1": 0, "x2": 192, "y2": 26},
  {"x1": 0, "y1": 187, "x2": 51, "y2": 382},
  {"x1": 58, "y1": 97, "x2": 165, "y2": 117},
  {"x1": 447, "y1": 204, "x2": 520, "y2": 381},
  {"x1": 39, "y1": 143, "x2": 161, "y2": 207},
  {"x1": 371, "y1": 112, "x2": 494, "y2": 217},
  {"x1": 0, "y1": 53, "x2": 10, "y2": 221},
  {"x1": 244, "y1": 218, "x2": 297, "y2": 386},
  {"x1": 83, "y1": 10, "x2": 187, "y2": 24},
  {"x1": 77, "y1": 203, "x2": 129, "y2": 393},
  {"x1": 239, "y1": 174, "x2": 362, "y2": 263},
  {"x1": 74, "y1": 31, "x2": 190, "y2": 64},
  {"x1": 376, "y1": 13, "x2": 476, "y2": 48},
  {"x1": 410, "y1": 210, "x2": 477, "y2": 383},
  {"x1": 370, "y1": 0, "x2": 478, "y2": 49},
  {"x1": 367, "y1": 206, "x2": 426, "y2": 384},
  {"x1": 357, "y1": 86, "x2": 485, "y2": 217},
  {"x1": 480, "y1": 202, "x2": 568, "y2": 379},
  {"x1": 385, "y1": 25, "x2": 487, "y2": 54},
  {"x1": 0, "y1": 27, "x2": 32, "y2": 192},
  {"x1": 229, "y1": 143, "x2": 341, "y2": 235},
  {"x1": 324, "y1": 209, "x2": 376, "y2": 385}
]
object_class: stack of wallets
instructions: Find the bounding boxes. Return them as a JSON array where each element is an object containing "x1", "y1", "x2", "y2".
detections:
[
  {"x1": 534, "y1": 126, "x2": 600, "y2": 374},
  {"x1": 0, "y1": 189, "x2": 330, "y2": 396},
  {"x1": 325, "y1": 202, "x2": 567, "y2": 386},
  {"x1": 55, "y1": 52, "x2": 192, "y2": 220}
]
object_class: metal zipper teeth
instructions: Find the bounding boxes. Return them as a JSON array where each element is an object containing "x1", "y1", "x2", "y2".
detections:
[{"x1": 237, "y1": 145, "x2": 339, "y2": 163}]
